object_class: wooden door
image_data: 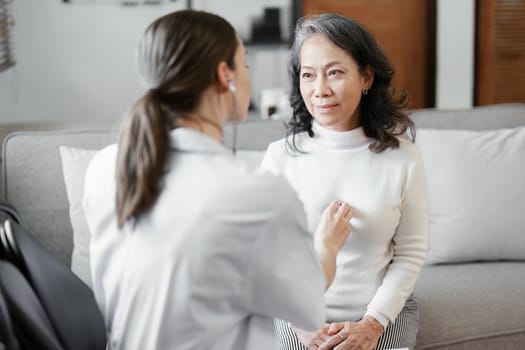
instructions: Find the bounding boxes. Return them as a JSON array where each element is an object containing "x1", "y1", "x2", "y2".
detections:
[
  {"x1": 476, "y1": 0, "x2": 525, "y2": 105},
  {"x1": 301, "y1": 0, "x2": 436, "y2": 109}
]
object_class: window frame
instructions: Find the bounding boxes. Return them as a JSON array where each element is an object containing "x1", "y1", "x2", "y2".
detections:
[{"x1": 0, "y1": 0, "x2": 15, "y2": 73}]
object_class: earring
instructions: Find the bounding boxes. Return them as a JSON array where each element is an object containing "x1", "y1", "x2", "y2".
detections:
[
  {"x1": 362, "y1": 88, "x2": 369, "y2": 95},
  {"x1": 228, "y1": 81, "x2": 236, "y2": 92}
]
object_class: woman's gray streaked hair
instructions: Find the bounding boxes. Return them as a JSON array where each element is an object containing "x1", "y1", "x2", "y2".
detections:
[{"x1": 286, "y1": 13, "x2": 415, "y2": 154}]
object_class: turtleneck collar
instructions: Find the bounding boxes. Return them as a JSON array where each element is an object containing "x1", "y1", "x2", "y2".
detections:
[{"x1": 309, "y1": 120, "x2": 373, "y2": 150}]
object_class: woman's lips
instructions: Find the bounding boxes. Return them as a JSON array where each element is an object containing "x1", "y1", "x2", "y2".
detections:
[{"x1": 314, "y1": 104, "x2": 338, "y2": 113}]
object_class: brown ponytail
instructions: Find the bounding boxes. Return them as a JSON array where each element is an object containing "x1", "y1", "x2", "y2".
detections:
[{"x1": 116, "y1": 90, "x2": 170, "y2": 228}]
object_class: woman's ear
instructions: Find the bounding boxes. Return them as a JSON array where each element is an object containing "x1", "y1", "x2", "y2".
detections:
[
  {"x1": 216, "y1": 61, "x2": 232, "y2": 92},
  {"x1": 362, "y1": 65, "x2": 375, "y2": 89}
]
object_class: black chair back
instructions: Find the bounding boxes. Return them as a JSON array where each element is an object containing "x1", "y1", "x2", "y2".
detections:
[
  {"x1": 0, "y1": 261, "x2": 63, "y2": 350},
  {"x1": 0, "y1": 202, "x2": 22, "y2": 227},
  {"x1": 0, "y1": 217, "x2": 106, "y2": 350},
  {"x1": 0, "y1": 277, "x2": 21, "y2": 350}
]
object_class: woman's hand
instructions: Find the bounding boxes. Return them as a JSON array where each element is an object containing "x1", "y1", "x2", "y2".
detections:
[
  {"x1": 293, "y1": 324, "x2": 331, "y2": 350},
  {"x1": 314, "y1": 200, "x2": 353, "y2": 288},
  {"x1": 318, "y1": 316, "x2": 384, "y2": 350}
]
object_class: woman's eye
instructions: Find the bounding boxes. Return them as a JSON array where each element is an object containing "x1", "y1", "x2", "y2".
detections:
[
  {"x1": 328, "y1": 70, "x2": 342, "y2": 76},
  {"x1": 301, "y1": 72, "x2": 313, "y2": 79}
]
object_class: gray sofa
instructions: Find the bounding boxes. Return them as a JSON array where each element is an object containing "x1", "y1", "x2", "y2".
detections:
[{"x1": 2, "y1": 103, "x2": 525, "y2": 349}]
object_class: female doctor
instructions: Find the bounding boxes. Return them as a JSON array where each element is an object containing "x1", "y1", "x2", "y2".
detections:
[{"x1": 83, "y1": 10, "x2": 353, "y2": 350}]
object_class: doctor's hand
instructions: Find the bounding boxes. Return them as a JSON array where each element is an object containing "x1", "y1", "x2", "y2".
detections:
[
  {"x1": 318, "y1": 316, "x2": 384, "y2": 350},
  {"x1": 292, "y1": 323, "x2": 331, "y2": 350},
  {"x1": 315, "y1": 200, "x2": 353, "y2": 254},
  {"x1": 314, "y1": 200, "x2": 353, "y2": 289}
]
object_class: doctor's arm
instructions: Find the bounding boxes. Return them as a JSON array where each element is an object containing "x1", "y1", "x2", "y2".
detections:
[
  {"x1": 314, "y1": 200, "x2": 353, "y2": 290},
  {"x1": 241, "y1": 192, "x2": 350, "y2": 331}
]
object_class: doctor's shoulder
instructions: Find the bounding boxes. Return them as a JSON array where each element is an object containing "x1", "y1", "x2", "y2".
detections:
[
  {"x1": 84, "y1": 144, "x2": 119, "y2": 189},
  {"x1": 82, "y1": 144, "x2": 119, "y2": 220},
  {"x1": 213, "y1": 158, "x2": 305, "y2": 219}
]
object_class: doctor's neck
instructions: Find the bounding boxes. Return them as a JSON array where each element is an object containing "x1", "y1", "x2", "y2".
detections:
[
  {"x1": 177, "y1": 112, "x2": 223, "y2": 142},
  {"x1": 176, "y1": 87, "x2": 234, "y2": 142}
]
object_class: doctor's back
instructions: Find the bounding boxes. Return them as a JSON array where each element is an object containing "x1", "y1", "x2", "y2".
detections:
[{"x1": 82, "y1": 10, "x2": 326, "y2": 350}]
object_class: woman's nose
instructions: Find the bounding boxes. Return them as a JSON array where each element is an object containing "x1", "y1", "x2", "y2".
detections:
[{"x1": 314, "y1": 77, "x2": 330, "y2": 97}]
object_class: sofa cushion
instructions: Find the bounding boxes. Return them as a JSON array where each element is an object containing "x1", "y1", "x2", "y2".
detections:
[
  {"x1": 416, "y1": 127, "x2": 525, "y2": 264},
  {"x1": 414, "y1": 262, "x2": 525, "y2": 349},
  {"x1": 59, "y1": 146, "x2": 98, "y2": 287}
]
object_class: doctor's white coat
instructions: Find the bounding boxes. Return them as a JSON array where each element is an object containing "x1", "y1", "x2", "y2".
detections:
[{"x1": 83, "y1": 128, "x2": 326, "y2": 350}]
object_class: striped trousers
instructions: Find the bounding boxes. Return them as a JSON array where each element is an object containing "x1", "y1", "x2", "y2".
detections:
[{"x1": 275, "y1": 297, "x2": 419, "y2": 350}]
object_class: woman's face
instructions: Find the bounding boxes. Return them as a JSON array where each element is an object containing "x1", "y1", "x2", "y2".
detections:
[
  {"x1": 299, "y1": 34, "x2": 372, "y2": 131},
  {"x1": 230, "y1": 39, "x2": 251, "y2": 121}
]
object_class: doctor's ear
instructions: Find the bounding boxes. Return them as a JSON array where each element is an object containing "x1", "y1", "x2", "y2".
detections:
[{"x1": 216, "y1": 61, "x2": 234, "y2": 92}]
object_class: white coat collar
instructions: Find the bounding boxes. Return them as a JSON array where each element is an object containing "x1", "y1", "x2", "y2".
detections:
[{"x1": 170, "y1": 127, "x2": 231, "y2": 155}]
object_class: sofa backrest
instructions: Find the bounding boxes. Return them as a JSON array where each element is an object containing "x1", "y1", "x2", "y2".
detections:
[
  {"x1": 1, "y1": 130, "x2": 117, "y2": 264},
  {"x1": 1, "y1": 103, "x2": 525, "y2": 265},
  {"x1": 410, "y1": 103, "x2": 525, "y2": 130}
]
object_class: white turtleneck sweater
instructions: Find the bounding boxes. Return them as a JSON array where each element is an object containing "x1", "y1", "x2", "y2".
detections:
[{"x1": 261, "y1": 121, "x2": 428, "y2": 327}]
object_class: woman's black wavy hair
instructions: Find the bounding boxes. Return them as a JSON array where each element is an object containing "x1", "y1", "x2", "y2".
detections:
[{"x1": 287, "y1": 13, "x2": 415, "y2": 153}]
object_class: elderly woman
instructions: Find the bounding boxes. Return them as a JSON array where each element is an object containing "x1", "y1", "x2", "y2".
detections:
[{"x1": 263, "y1": 13, "x2": 428, "y2": 350}]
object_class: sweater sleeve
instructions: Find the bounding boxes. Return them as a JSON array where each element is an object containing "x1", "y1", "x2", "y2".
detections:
[
  {"x1": 260, "y1": 140, "x2": 285, "y2": 176},
  {"x1": 367, "y1": 146, "x2": 429, "y2": 323}
]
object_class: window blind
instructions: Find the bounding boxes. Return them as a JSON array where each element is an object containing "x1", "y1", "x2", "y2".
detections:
[
  {"x1": 0, "y1": 0, "x2": 15, "y2": 73},
  {"x1": 476, "y1": 0, "x2": 525, "y2": 104}
]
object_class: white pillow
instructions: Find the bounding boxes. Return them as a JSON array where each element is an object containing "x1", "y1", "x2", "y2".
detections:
[
  {"x1": 59, "y1": 146, "x2": 99, "y2": 288},
  {"x1": 416, "y1": 127, "x2": 525, "y2": 264}
]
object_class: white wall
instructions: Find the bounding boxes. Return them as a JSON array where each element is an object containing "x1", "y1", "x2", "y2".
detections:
[
  {"x1": 0, "y1": 0, "x2": 478, "y2": 124},
  {"x1": 0, "y1": 1, "x2": 190, "y2": 124},
  {"x1": 436, "y1": 0, "x2": 476, "y2": 109},
  {"x1": 0, "y1": 0, "x2": 290, "y2": 124}
]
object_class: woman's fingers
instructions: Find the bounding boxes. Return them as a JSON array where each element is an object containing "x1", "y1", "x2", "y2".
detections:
[{"x1": 327, "y1": 322, "x2": 345, "y2": 335}]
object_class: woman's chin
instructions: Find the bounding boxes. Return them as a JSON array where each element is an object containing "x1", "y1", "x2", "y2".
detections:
[
  {"x1": 313, "y1": 115, "x2": 336, "y2": 127},
  {"x1": 313, "y1": 115, "x2": 358, "y2": 132}
]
